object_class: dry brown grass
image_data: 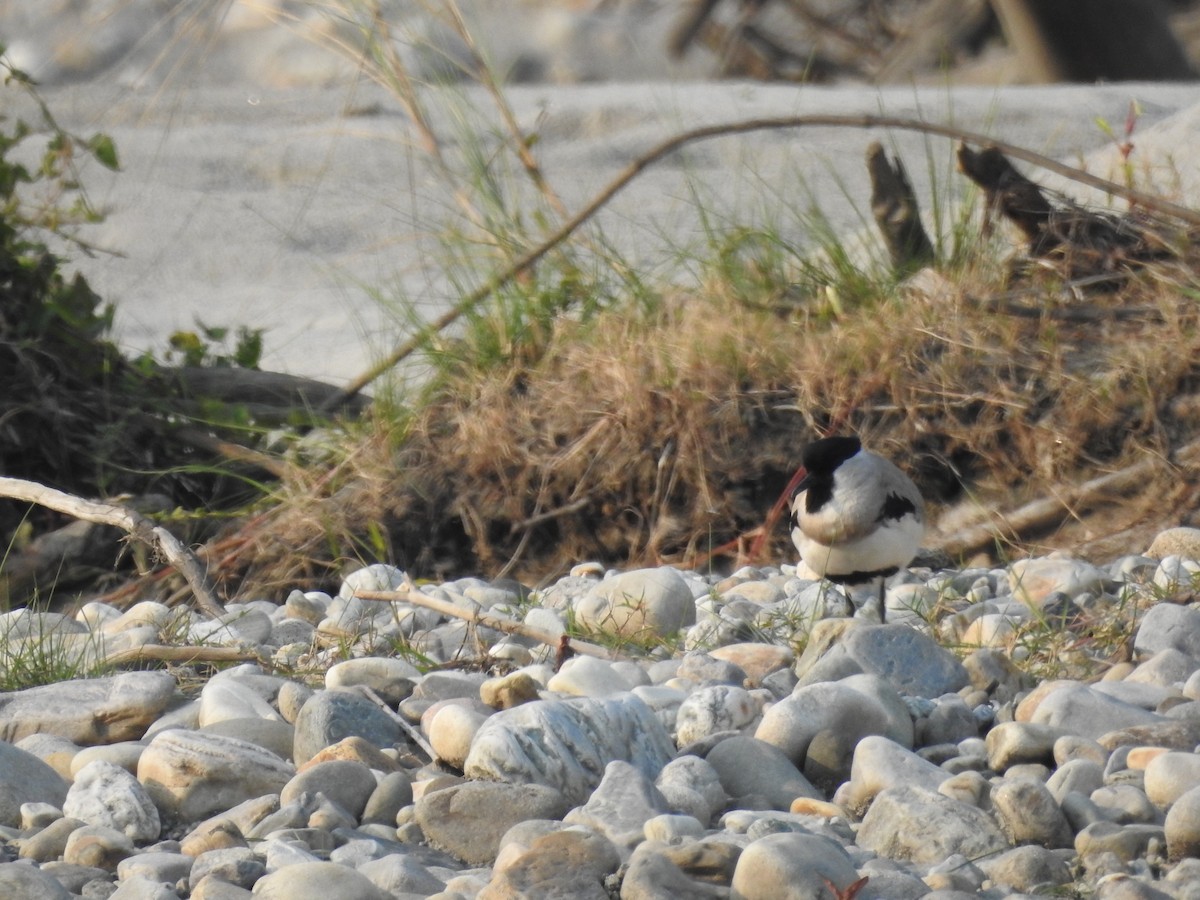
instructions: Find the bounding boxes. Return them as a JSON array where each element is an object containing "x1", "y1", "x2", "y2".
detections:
[{"x1": 219, "y1": 236, "x2": 1200, "y2": 595}]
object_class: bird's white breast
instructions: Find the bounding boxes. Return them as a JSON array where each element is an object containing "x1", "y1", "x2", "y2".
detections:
[
  {"x1": 791, "y1": 449, "x2": 924, "y2": 578},
  {"x1": 792, "y1": 512, "x2": 923, "y2": 578}
]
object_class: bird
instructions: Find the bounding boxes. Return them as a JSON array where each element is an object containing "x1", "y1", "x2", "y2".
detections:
[{"x1": 790, "y1": 435, "x2": 925, "y2": 622}]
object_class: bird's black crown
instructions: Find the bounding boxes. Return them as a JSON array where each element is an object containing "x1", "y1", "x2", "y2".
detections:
[{"x1": 801, "y1": 435, "x2": 862, "y2": 474}]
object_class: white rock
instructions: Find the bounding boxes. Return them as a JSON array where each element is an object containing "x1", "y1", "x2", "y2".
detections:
[
  {"x1": 325, "y1": 657, "x2": 421, "y2": 705},
  {"x1": 574, "y1": 568, "x2": 697, "y2": 640},
  {"x1": 885, "y1": 582, "x2": 940, "y2": 624},
  {"x1": 0, "y1": 741, "x2": 69, "y2": 827},
  {"x1": 523, "y1": 607, "x2": 567, "y2": 639},
  {"x1": 283, "y1": 590, "x2": 330, "y2": 624},
  {"x1": 961, "y1": 612, "x2": 1022, "y2": 648},
  {"x1": 1145, "y1": 751, "x2": 1200, "y2": 808},
  {"x1": 839, "y1": 735, "x2": 949, "y2": 815},
  {"x1": 187, "y1": 609, "x2": 271, "y2": 647},
  {"x1": 630, "y1": 685, "x2": 686, "y2": 733},
  {"x1": 643, "y1": 813, "x2": 705, "y2": 843},
  {"x1": 674, "y1": 685, "x2": 761, "y2": 745},
  {"x1": 427, "y1": 704, "x2": 490, "y2": 769},
  {"x1": 99, "y1": 601, "x2": 177, "y2": 635},
  {"x1": 198, "y1": 679, "x2": 283, "y2": 728},
  {"x1": 1154, "y1": 555, "x2": 1200, "y2": 592},
  {"x1": 316, "y1": 594, "x2": 390, "y2": 638},
  {"x1": 64, "y1": 760, "x2": 160, "y2": 842},
  {"x1": 339, "y1": 564, "x2": 408, "y2": 598},
  {"x1": 137, "y1": 730, "x2": 294, "y2": 824},
  {"x1": 755, "y1": 675, "x2": 913, "y2": 766},
  {"x1": 75, "y1": 601, "x2": 123, "y2": 630},
  {"x1": 654, "y1": 755, "x2": 728, "y2": 825},
  {"x1": 0, "y1": 671, "x2": 177, "y2": 745},
  {"x1": 70, "y1": 742, "x2": 145, "y2": 778},
  {"x1": 547, "y1": 656, "x2": 634, "y2": 697},
  {"x1": 0, "y1": 609, "x2": 86, "y2": 639},
  {"x1": 731, "y1": 833, "x2": 860, "y2": 899},
  {"x1": 1027, "y1": 682, "x2": 1164, "y2": 740},
  {"x1": 464, "y1": 694, "x2": 675, "y2": 805},
  {"x1": 1010, "y1": 558, "x2": 1108, "y2": 609}
]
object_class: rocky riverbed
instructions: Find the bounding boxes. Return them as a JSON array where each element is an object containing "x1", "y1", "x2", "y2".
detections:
[{"x1": 5, "y1": 530, "x2": 1200, "y2": 898}]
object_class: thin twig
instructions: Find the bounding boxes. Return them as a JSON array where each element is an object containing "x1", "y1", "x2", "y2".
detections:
[
  {"x1": 103, "y1": 644, "x2": 263, "y2": 667},
  {"x1": 0, "y1": 477, "x2": 224, "y2": 618},
  {"x1": 511, "y1": 497, "x2": 592, "y2": 532},
  {"x1": 323, "y1": 113, "x2": 1200, "y2": 409},
  {"x1": 353, "y1": 583, "x2": 618, "y2": 660},
  {"x1": 352, "y1": 684, "x2": 437, "y2": 761},
  {"x1": 441, "y1": 0, "x2": 570, "y2": 221},
  {"x1": 168, "y1": 424, "x2": 289, "y2": 479}
]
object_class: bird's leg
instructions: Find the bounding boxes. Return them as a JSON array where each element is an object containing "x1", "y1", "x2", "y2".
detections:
[{"x1": 877, "y1": 579, "x2": 887, "y2": 624}]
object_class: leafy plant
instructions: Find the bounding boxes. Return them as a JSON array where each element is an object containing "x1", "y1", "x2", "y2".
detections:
[
  {"x1": 0, "y1": 47, "x2": 135, "y2": 502},
  {"x1": 159, "y1": 321, "x2": 266, "y2": 369}
]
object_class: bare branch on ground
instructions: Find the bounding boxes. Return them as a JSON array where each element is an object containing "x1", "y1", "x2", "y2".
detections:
[
  {"x1": 0, "y1": 477, "x2": 224, "y2": 618},
  {"x1": 354, "y1": 583, "x2": 619, "y2": 660}
]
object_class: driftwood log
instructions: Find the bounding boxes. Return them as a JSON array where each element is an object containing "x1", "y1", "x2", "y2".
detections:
[
  {"x1": 0, "y1": 477, "x2": 224, "y2": 618},
  {"x1": 165, "y1": 366, "x2": 369, "y2": 417},
  {"x1": 866, "y1": 141, "x2": 935, "y2": 273},
  {"x1": 933, "y1": 438, "x2": 1200, "y2": 559},
  {"x1": 956, "y1": 142, "x2": 1178, "y2": 280}
]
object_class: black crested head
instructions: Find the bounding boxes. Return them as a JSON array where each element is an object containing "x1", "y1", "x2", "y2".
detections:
[
  {"x1": 796, "y1": 435, "x2": 862, "y2": 514},
  {"x1": 801, "y1": 435, "x2": 862, "y2": 475}
]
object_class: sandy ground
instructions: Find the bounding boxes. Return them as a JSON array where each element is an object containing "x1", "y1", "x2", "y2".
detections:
[{"x1": 6, "y1": 3, "x2": 1199, "y2": 387}]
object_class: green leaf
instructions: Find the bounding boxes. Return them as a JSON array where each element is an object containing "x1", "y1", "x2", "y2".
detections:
[
  {"x1": 87, "y1": 133, "x2": 119, "y2": 171},
  {"x1": 234, "y1": 326, "x2": 264, "y2": 369}
]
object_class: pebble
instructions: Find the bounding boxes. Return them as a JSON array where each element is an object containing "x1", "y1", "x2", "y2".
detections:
[
  {"x1": 253, "y1": 860, "x2": 387, "y2": 899},
  {"x1": 2, "y1": 535, "x2": 1200, "y2": 895},
  {"x1": 463, "y1": 694, "x2": 674, "y2": 804},
  {"x1": 574, "y1": 567, "x2": 697, "y2": 640},
  {"x1": 63, "y1": 823, "x2": 134, "y2": 870},
  {"x1": 1147, "y1": 527, "x2": 1200, "y2": 561},
  {"x1": 0, "y1": 740, "x2": 69, "y2": 826},
  {"x1": 136, "y1": 730, "x2": 294, "y2": 824},
  {"x1": 291, "y1": 688, "x2": 404, "y2": 766},
  {"x1": 1165, "y1": 783, "x2": 1200, "y2": 861},
  {"x1": 63, "y1": 760, "x2": 160, "y2": 842},
  {"x1": 1024, "y1": 682, "x2": 1166, "y2": 740},
  {"x1": 1135, "y1": 602, "x2": 1200, "y2": 661},
  {"x1": 0, "y1": 671, "x2": 176, "y2": 744},
  {"x1": 654, "y1": 755, "x2": 727, "y2": 826},
  {"x1": 545, "y1": 655, "x2": 634, "y2": 697},
  {"x1": 0, "y1": 861, "x2": 75, "y2": 899},
  {"x1": 729, "y1": 832, "x2": 859, "y2": 899},
  {"x1": 704, "y1": 735, "x2": 821, "y2": 810},
  {"x1": 622, "y1": 840, "x2": 725, "y2": 898},
  {"x1": 415, "y1": 780, "x2": 569, "y2": 865},
  {"x1": 990, "y1": 777, "x2": 1074, "y2": 848},
  {"x1": 857, "y1": 784, "x2": 1010, "y2": 864},
  {"x1": 674, "y1": 684, "x2": 760, "y2": 745},
  {"x1": 483, "y1": 826, "x2": 619, "y2": 898},
  {"x1": 279, "y1": 759, "x2": 377, "y2": 820},
  {"x1": 19, "y1": 816, "x2": 84, "y2": 863},
  {"x1": 796, "y1": 622, "x2": 969, "y2": 698},
  {"x1": 754, "y1": 677, "x2": 913, "y2": 772}
]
